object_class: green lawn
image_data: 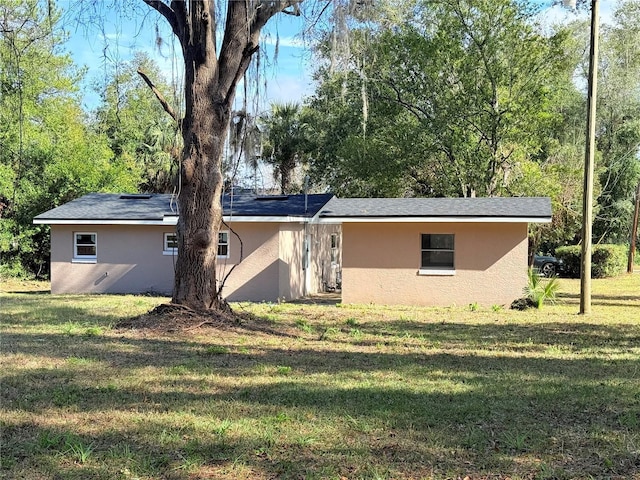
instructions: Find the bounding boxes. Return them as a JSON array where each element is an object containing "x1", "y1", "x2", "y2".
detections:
[{"x1": 1, "y1": 275, "x2": 639, "y2": 479}]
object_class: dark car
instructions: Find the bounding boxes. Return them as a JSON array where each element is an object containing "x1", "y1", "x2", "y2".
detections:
[{"x1": 533, "y1": 254, "x2": 563, "y2": 277}]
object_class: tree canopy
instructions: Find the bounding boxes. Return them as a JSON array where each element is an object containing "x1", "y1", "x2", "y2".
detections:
[
  {"x1": 302, "y1": 0, "x2": 640, "y2": 252},
  {"x1": 0, "y1": 0, "x2": 140, "y2": 278}
]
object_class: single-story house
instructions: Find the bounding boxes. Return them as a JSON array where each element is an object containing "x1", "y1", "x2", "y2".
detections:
[
  {"x1": 33, "y1": 192, "x2": 341, "y2": 301},
  {"x1": 34, "y1": 194, "x2": 551, "y2": 306}
]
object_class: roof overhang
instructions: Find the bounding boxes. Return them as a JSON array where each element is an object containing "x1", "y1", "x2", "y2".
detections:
[
  {"x1": 317, "y1": 216, "x2": 552, "y2": 224},
  {"x1": 33, "y1": 219, "x2": 171, "y2": 225},
  {"x1": 222, "y1": 215, "x2": 314, "y2": 223},
  {"x1": 34, "y1": 215, "x2": 317, "y2": 225}
]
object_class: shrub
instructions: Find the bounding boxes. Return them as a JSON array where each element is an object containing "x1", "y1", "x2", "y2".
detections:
[
  {"x1": 0, "y1": 258, "x2": 31, "y2": 279},
  {"x1": 555, "y1": 244, "x2": 627, "y2": 278},
  {"x1": 525, "y1": 268, "x2": 559, "y2": 309},
  {"x1": 511, "y1": 269, "x2": 559, "y2": 310}
]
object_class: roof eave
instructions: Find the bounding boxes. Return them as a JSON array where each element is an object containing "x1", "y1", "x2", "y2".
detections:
[
  {"x1": 317, "y1": 216, "x2": 552, "y2": 224},
  {"x1": 33, "y1": 218, "x2": 172, "y2": 225},
  {"x1": 34, "y1": 215, "x2": 319, "y2": 225}
]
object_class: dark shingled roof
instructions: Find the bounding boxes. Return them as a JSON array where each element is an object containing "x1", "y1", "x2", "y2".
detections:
[
  {"x1": 34, "y1": 193, "x2": 336, "y2": 222},
  {"x1": 319, "y1": 197, "x2": 551, "y2": 219},
  {"x1": 34, "y1": 193, "x2": 552, "y2": 223},
  {"x1": 34, "y1": 194, "x2": 176, "y2": 222},
  {"x1": 224, "y1": 193, "x2": 335, "y2": 217}
]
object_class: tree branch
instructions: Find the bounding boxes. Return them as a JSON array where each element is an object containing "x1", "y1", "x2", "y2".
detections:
[
  {"x1": 252, "y1": 1, "x2": 300, "y2": 35},
  {"x1": 169, "y1": 1, "x2": 188, "y2": 43},
  {"x1": 217, "y1": 0, "x2": 301, "y2": 105},
  {"x1": 137, "y1": 69, "x2": 180, "y2": 124},
  {"x1": 383, "y1": 80, "x2": 432, "y2": 123},
  {"x1": 141, "y1": 0, "x2": 182, "y2": 39}
]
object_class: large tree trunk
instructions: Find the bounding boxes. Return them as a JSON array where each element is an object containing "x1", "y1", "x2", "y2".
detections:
[
  {"x1": 143, "y1": 0, "x2": 300, "y2": 311},
  {"x1": 169, "y1": 1, "x2": 231, "y2": 311},
  {"x1": 172, "y1": 67, "x2": 229, "y2": 310}
]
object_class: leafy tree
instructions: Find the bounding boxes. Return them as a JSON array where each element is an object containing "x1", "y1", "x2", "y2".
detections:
[
  {"x1": 0, "y1": 0, "x2": 139, "y2": 277},
  {"x1": 259, "y1": 102, "x2": 310, "y2": 193},
  {"x1": 509, "y1": 18, "x2": 591, "y2": 255},
  {"x1": 592, "y1": 0, "x2": 640, "y2": 243},
  {"x1": 305, "y1": 69, "x2": 430, "y2": 197},
  {"x1": 125, "y1": 0, "x2": 372, "y2": 311},
  {"x1": 305, "y1": 0, "x2": 571, "y2": 200},
  {"x1": 93, "y1": 52, "x2": 180, "y2": 193},
  {"x1": 370, "y1": 0, "x2": 569, "y2": 197}
]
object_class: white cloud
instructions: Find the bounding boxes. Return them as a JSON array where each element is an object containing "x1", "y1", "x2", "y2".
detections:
[
  {"x1": 265, "y1": 74, "x2": 315, "y2": 105},
  {"x1": 535, "y1": 0, "x2": 618, "y2": 31},
  {"x1": 261, "y1": 35, "x2": 305, "y2": 49}
]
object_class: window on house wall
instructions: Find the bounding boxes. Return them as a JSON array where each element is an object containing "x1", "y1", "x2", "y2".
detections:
[
  {"x1": 164, "y1": 231, "x2": 229, "y2": 257},
  {"x1": 163, "y1": 233, "x2": 178, "y2": 255},
  {"x1": 420, "y1": 233, "x2": 455, "y2": 274},
  {"x1": 217, "y1": 231, "x2": 229, "y2": 258},
  {"x1": 74, "y1": 232, "x2": 97, "y2": 262},
  {"x1": 330, "y1": 233, "x2": 338, "y2": 264}
]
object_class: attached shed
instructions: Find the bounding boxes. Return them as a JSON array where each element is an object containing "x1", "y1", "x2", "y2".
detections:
[
  {"x1": 318, "y1": 197, "x2": 551, "y2": 307},
  {"x1": 33, "y1": 192, "x2": 340, "y2": 301}
]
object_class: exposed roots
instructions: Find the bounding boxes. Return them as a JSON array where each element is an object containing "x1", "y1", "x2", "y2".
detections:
[{"x1": 115, "y1": 302, "x2": 246, "y2": 333}]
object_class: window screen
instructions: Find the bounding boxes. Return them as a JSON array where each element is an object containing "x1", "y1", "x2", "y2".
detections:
[
  {"x1": 75, "y1": 233, "x2": 97, "y2": 258},
  {"x1": 421, "y1": 234, "x2": 454, "y2": 269},
  {"x1": 218, "y1": 231, "x2": 229, "y2": 257}
]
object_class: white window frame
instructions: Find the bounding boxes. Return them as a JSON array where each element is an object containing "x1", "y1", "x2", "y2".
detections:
[
  {"x1": 419, "y1": 233, "x2": 455, "y2": 276},
  {"x1": 163, "y1": 232, "x2": 178, "y2": 255},
  {"x1": 73, "y1": 232, "x2": 97, "y2": 263},
  {"x1": 217, "y1": 230, "x2": 229, "y2": 259},
  {"x1": 163, "y1": 231, "x2": 229, "y2": 258},
  {"x1": 330, "y1": 233, "x2": 339, "y2": 264}
]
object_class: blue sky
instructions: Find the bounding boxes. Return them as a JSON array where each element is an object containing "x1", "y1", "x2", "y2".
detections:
[
  {"x1": 59, "y1": 0, "x2": 618, "y2": 113},
  {"x1": 59, "y1": 2, "x2": 313, "y2": 112}
]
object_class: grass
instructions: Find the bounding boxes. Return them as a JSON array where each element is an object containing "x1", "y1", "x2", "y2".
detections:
[{"x1": 1, "y1": 275, "x2": 639, "y2": 479}]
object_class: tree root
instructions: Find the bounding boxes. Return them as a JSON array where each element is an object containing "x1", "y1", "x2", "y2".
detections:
[{"x1": 116, "y1": 302, "x2": 244, "y2": 332}]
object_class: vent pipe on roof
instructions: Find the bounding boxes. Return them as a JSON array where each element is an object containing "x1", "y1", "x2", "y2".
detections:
[{"x1": 304, "y1": 175, "x2": 309, "y2": 214}]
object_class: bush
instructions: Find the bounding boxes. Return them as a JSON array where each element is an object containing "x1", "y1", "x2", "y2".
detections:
[
  {"x1": 555, "y1": 244, "x2": 628, "y2": 278},
  {"x1": 511, "y1": 269, "x2": 559, "y2": 310},
  {"x1": 0, "y1": 257, "x2": 31, "y2": 279}
]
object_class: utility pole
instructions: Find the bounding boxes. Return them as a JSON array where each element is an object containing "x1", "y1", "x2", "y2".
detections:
[
  {"x1": 628, "y1": 181, "x2": 640, "y2": 273},
  {"x1": 580, "y1": 0, "x2": 600, "y2": 315}
]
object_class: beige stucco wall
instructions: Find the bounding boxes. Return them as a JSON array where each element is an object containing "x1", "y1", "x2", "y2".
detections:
[
  {"x1": 215, "y1": 222, "x2": 280, "y2": 301},
  {"x1": 340, "y1": 222, "x2": 529, "y2": 307},
  {"x1": 49, "y1": 221, "x2": 337, "y2": 301},
  {"x1": 220, "y1": 222, "x2": 336, "y2": 301},
  {"x1": 50, "y1": 225, "x2": 176, "y2": 295},
  {"x1": 278, "y1": 224, "x2": 305, "y2": 300}
]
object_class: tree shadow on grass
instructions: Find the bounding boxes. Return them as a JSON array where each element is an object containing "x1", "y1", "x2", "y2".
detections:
[
  {"x1": 3, "y1": 297, "x2": 639, "y2": 478},
  {"x1": 556, "y1": 291, "x2": 640, "y2": 309},
  {"x1": 3, "y1": 328, "x2": 640, "y2": 379},
  {"x1": 3, "y1": 373, "x2": 639, "y2": 479},
  {"x1": 557, "y1": 292, "x2": 640, "y2": 301},
  {"x1": 3, "y1": 289, "x2": 50, "y2": 295},
  {"x1": 338, "y1": 319, "x2": 640, "y2": 352}
]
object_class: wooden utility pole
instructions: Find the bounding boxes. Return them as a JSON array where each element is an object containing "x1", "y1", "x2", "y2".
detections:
[
  {"x1": 628, "y1": 181, "x2": 640, "y2": 273},
  {"x1": 580, "y1": 0, "x2": 600, "y2": 315}
]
